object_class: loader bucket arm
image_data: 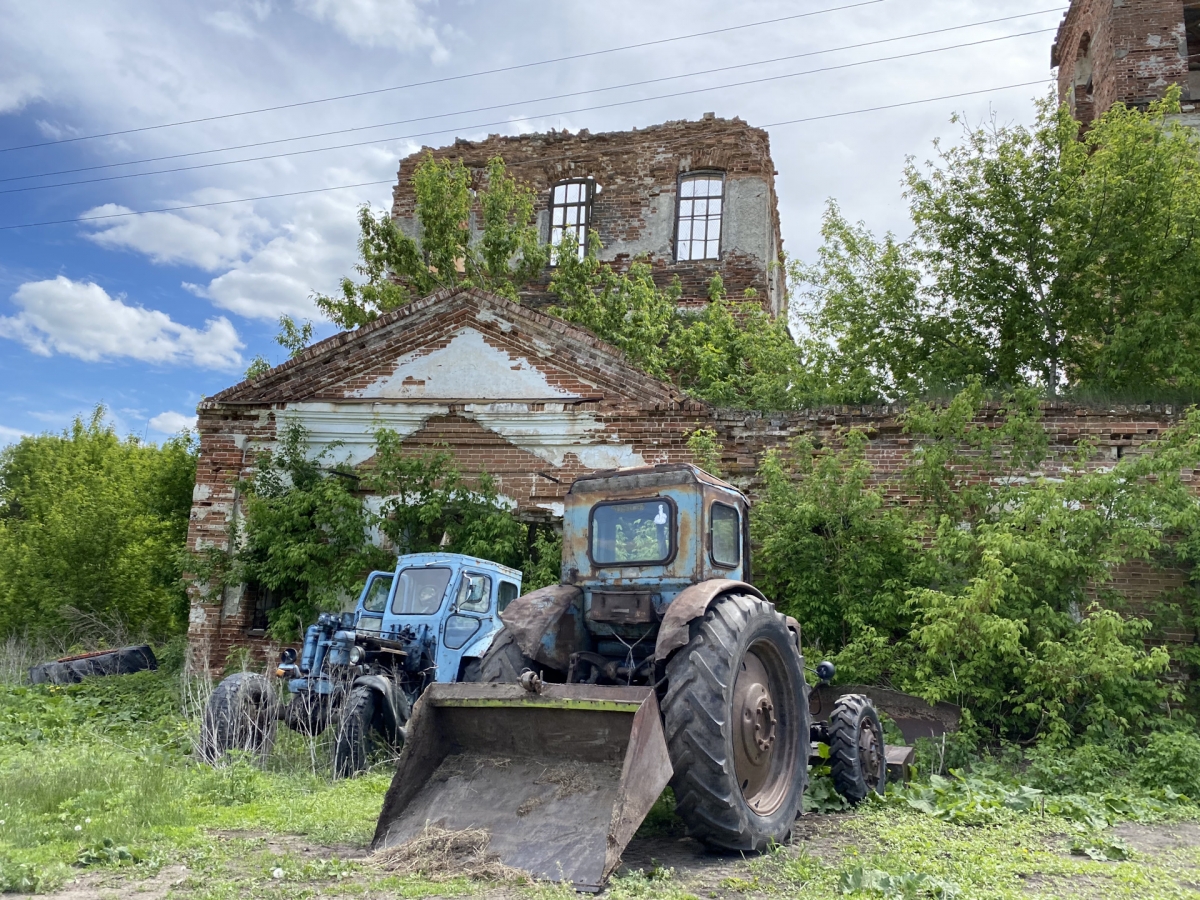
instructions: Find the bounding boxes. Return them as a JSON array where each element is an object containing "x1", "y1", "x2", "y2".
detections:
[{"x1": 371, "y1": 682, "x2": 673, "y2": 891}]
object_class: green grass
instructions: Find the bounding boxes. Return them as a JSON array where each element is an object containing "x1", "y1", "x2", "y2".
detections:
[{"x1": 1, "y1": 670, "x2": 1198, "y2": 898}]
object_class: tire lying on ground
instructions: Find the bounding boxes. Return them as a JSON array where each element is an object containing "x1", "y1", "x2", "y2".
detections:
[{"x1": 28, "y1": 644, "x2": 158, "y2": 686}]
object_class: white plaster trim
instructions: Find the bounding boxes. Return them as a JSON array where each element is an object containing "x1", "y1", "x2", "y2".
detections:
[
  {"x1": 350, "y1": 327, "x2": 582, "y2": 400},
  {"x1": 280, "y1": 400, "x2": 646, "y2": 471}
]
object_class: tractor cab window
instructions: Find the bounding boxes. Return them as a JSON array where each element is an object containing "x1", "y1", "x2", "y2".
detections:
[
  {"x1": 590, "y1": 499, "x2": 674, "y2": 565},
  {"x1": 361, "y1": 573, "x2": 393, "y2": 613},
  {"x1": 455, "y1": 573, "x2": 492, "y2": 614},
  {"x1": 392, "y1": 567, "x2": 453, "y2": 615},
  {"x1": 498, "y1": 581, "x2": 519, "y2": 612},
  {"x1": 710, "y1": 503, "x2": 740, "y2": 568}
]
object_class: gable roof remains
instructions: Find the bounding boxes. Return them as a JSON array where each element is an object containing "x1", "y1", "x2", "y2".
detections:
[{"x1": 203, "y1": 286, "x2": 698, "y2": 411}]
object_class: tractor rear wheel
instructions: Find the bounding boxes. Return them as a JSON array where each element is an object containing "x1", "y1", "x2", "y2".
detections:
[
  {"x1": 661, "y1": 593, "x2": 809, "y2": 852},
  {"x1": 334, "y1": 686, "x2": 377, "y2": 778},
  {"x1": 200, "y1": 672, "x2": 278, "y2": 763},
  {"x1": 474, "y1": 628, "x2": 540, "y2": 683},
  {"x1": 829, "y1": 693, "x2": 887, "y2": 803}
]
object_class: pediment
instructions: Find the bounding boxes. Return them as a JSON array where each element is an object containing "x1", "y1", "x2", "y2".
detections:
[{"x1": 349, "y1": 327, "x2": 581, "y2": 401}]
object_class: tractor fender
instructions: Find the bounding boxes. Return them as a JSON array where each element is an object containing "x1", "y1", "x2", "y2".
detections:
[
  {"x1": 499, "y1": 583, "x2": 586, "y2": 673},
  {"x1": 653, "y1": 580, "x2": 767, "y2": 662},
  {"x1": 352, "y1": 674, "x2": 411, "y2": 741}
]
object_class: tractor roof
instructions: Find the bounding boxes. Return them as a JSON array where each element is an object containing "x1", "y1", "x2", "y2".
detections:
[{"x1": 567, "y1": 463, "x2": 745, "y2": 499}]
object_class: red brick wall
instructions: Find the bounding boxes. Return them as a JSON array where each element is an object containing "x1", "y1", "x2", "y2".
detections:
[{"x1": 1054, "y1": 0, "x2": 1192, "y2": 123}]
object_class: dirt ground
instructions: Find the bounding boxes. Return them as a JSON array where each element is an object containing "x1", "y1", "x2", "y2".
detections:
[{"x1": 9, "y1": 818, "x2": 1200, "y2": 900}]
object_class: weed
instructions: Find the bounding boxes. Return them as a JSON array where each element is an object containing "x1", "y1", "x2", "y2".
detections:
[{"x1": 839, "y1": 863, "x2": 960, "y2": 897}]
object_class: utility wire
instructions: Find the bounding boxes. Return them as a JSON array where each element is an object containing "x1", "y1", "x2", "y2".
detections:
[
  {"x1": 0, "y1": 0, "x2": 890, "y2": 154},
  {"x1": 0, "y1": 27, "x2": 1055, "y2": 197},
  {"x1": 0, "y1": 7, "x2": 1066, "y2": 185},
  {"x1": 0, "y1": 79, "x2": 1051, "y2": 232}
]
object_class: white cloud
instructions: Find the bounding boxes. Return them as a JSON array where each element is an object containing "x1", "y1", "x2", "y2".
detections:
[
  {"x1": 149, "y1": 410, "x2": 198, "y2": 434},
  {"x1": 0, "y1": 277, "x2": 244, "y2": 370},
  {"x1": 84, "y1": 203, "x2": 270, "y2": 271},
  {"x1": 294, "y1": 0, "x2": 446, "y2": 59},
  {"x1": 0, "y1": 73, "x2": 41, "y2": 113},
  {"x1": 185, "y1": 193, "x2": 365, "y2": 320},
  {"x1": 0, "y1": 425, "x2": 28, "y2": 447}
]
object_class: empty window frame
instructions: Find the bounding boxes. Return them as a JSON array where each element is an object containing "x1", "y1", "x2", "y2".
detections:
[
  {"x1": 676, "y1": 172, "x2": 725, "y2": 261},
  {"x1": 550, "y1": 178, "x2": 595, "y2": 263}
]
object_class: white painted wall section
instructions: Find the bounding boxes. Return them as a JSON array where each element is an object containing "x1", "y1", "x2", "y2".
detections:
[{"x1": 351, "y1": 328, "x2": 583, "y2": 400}]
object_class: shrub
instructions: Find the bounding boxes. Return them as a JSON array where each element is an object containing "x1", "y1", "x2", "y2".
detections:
[{"x1": 1134, "y1": 731, "x2": 1200, "y2": 797}]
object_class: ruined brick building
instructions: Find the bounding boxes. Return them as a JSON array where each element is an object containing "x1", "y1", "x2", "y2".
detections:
[
  {"x1": 1054, "y1": 0, "x2": 1200, "y2": 123},
  {"x1": 392, "y1": 115, "x2": 786, "y2": 314},
  {"x1": 186, "y1": 108, "x2": 1199, "y2": 666}
]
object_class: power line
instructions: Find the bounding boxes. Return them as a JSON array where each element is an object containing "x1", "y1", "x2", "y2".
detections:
[
  {"x1": 0, "y1": 79, "x2": 1051, "y2": 232},
  {"x1": 0, "y1": 0, "x2": 890, "y2": 154},
  {"x1": 0, "y1": 7, "x2": 1066, "y2": 185},
  {"x1": 0, "y1": 27, "x2": 1056, "y2": 197}
]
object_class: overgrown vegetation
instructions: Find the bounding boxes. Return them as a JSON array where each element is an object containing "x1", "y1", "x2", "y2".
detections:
[
  {"x1": 213, "y1": 421, "x2": 561, "y2": 641},
  {"x1": 754, "y1": 381, "x2": 1200, "y2": 745},
  {"x1": 797, "y1": 88, "x2": 1200, "y2": 402},
  {"x1": 0, "y1": 408, "x2": 195, "y2": 643}
]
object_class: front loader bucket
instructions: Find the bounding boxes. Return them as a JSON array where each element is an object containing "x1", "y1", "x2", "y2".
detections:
[{"x1": 370, "y1": 682, "x2": 673, "y2": 892}]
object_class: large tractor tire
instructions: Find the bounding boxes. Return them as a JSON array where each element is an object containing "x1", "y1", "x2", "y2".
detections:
[
  {"x1": 829, "y1": 693, "x2": 887, "y2": 803},
  {"x1": 474, "y1": 628, "x2": 540, "y2": 683},
  {"x1": 30, "y1": 644, "x2": 157, "y2": 685},
  {"x1": 200, "y1": 672, "x2": 278, "y2": 763},
  {"x1": 661, "y1": 593, "x2": 809, "y2": 852},
  {"x1": 334, "y1": 686, "x2": 377, "y2": 778}
]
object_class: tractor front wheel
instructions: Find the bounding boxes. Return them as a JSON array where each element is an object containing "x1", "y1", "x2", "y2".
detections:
[
  {"x1": 334, "y1": 686, "x2": 377, "y2": 778},
  {"x1": 200, "y1": 672, "x2": 278, "y2": 764},
  {"x1": 829, "y1": 693, "x2": 887, "y2": 803},
  {"x1": 661, "y1": 593, "x2": 809, "y2": 852}
]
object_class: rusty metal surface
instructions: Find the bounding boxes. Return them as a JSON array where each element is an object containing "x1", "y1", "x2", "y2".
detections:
[
  {"x1": 653, "y1": 579, "x2": 764, "y2": 661},
  {"x1": 588, "y1": 591, "x2": 655, "y2": 625},
  {"x1": 372, "y1": 683, "x2": 672, "y2": 892},
  {"x1": 885, "y1": 744, "x2": 916, "y2": 782},
  {"x1": 499, "y1": 584, "x2": 586, "y2": 671},
  {"x1": 812, "y1": 684, "x2": 961, "y2": 743}
]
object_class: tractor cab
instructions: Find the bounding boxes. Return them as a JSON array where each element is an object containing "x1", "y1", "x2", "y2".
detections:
[
  {"x1": 560, "y1": 464, "x2": 751, "y2": 667},
  {"x1": 353, "y1": 553, "x2": 523, "y2": 683}
]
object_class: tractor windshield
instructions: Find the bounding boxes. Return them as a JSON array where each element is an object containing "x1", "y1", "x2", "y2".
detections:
[
  {"x1": 392, "y1": 567, "x2": 453, "y2": 615},
  {"x1": 590, "y1": 499, "x2": 674, "y2": 565}
]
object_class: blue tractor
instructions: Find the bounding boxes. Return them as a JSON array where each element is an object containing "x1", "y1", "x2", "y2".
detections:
[
  {"x1": 372, "y1": 464, "x2": 892, "y2": 890},
  {"x1": 200, "y1": 553, "x2": 522, "y2": 776}
]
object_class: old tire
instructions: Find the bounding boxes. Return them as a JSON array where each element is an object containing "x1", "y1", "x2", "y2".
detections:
[
  {"x1": 334, "y1": 686, "x2": 376, "y2": 778},
  {"x1": 200, "y1": 672, "x2": 278, "y2": 763},
  {"x1": 474, "y1": 628, "x2": 539, "y2": 683},
  {"x1": 30, "y1": 645, "x2": 157, "y2": 685},
  {"x1": 661, "y1": 593, "x2": 809, "y2": 852},
  {"x1": 829, "y1": 693, "x2": 887, "y2": 803},
  {"x1": 282, "y1": 691, "x2": 328, "y2": 737}
]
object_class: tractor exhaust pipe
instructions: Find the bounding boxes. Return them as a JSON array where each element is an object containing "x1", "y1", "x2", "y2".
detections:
[{"x1": 371, "y1": 682, "x2": 672, "y2": 892}]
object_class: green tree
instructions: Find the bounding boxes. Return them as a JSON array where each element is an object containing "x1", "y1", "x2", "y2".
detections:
[
  {"x1": 754, "y1": 386, "x2": 1196, "y2": 744},
  {"x1": 238, "y1": 422, "x2": 389, "y2": 641},
  {"x1": 315, "y1": 155, "x2": 548, "y2": 330},
  {"x1": 798, "y1": 89, "x2": 1200, "y2": 399},
  {"x1": 0, "y1": 408, "x2": 196, "y2": 640}
]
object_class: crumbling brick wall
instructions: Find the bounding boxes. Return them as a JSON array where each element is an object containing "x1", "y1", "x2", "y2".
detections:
[
  {"x1": 1054, "y1": 0, "x2": 1194, "y2": 123},
  {"x1": 391, "y1": 116, "x2": 785, "y2": 314}
]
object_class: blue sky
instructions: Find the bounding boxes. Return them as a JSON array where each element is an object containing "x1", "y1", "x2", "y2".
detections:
[{"x1": 0, "y1": 0, "x2": 1058, "y2": 445}]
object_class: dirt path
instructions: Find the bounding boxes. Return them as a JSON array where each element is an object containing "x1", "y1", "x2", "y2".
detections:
[{"x1": 10, "y1": 818, "x2": 1200, "y2": 900}]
